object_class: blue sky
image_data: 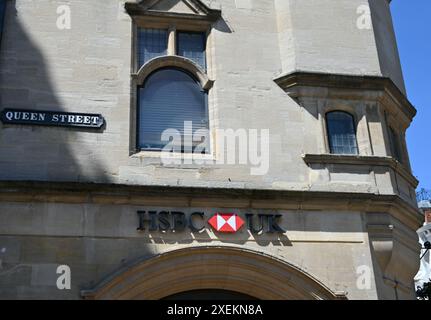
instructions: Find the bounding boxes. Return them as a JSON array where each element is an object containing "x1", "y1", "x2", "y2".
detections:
[{"x1": 391, "y1": 0, "x2": 431, "y2": 190}]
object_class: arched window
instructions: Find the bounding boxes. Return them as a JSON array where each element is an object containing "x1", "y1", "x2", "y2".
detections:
[
  {"x1": 326, "y1": 111, "x2": 358, "y2": 155},
  {"x1": 138, "y1": 68, "x2": 209, "y2": 152}
]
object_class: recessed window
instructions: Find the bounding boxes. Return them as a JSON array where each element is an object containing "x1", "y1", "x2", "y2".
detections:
[
  {"x1": 389, "y1": 127, "x2": 402, "y2": 163},
  {"x1": 138, "y1": 28, "x2": 168, "y2": 67},
  {"x1": 326, "y1": 111, "x2": 359, "y2": 155},
  {"x1": 137, "y1": 68, "x2": 209, "y2": 153},
  {"x1": 177, "y1": 32, "x2": 206, "y2": 70}
]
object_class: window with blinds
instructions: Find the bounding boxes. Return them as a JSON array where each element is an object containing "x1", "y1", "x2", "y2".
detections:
[
  {"x1": 138, "y1": 28, "x2": 168, "y2": 67},
  {"x1": 326, "y1": 111, "x2": 359, "y2": 155},
  {"x1": 177, "y1": 32, "x2": 206, "y2": 70},
  {"x1": 138, "y1": 68, "x2": 209, "y2": 153}
]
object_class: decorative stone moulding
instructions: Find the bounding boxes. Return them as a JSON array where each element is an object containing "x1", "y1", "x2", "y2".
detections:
[
  {"x1": 302, "y1": 154, "x2": 419, "y2": 188},
  {"x1": 366, "y1": 213, "x2": 421, "y2": 294},
  {"x1": 274, "y1": 72, "x2": 417, "y2": 124},
  {"x1": 125, "y1": 0, "x2": 222, "y2": 23},
  {"x1": 81, "y1": 246, "x2": 348, "y2": 300},
  {"x1": 132, "y1": 55, "x2": 214, "y2": 90}
]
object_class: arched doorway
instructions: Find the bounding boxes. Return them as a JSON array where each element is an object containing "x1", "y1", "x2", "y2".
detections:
[{"x1": 81, "y1": 246, "x2": 346, "y2": 300}]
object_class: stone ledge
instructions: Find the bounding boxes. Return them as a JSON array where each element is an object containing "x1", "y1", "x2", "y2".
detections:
[{"x1": 302, "y1": 153, "x2": 419, "y2": 188}]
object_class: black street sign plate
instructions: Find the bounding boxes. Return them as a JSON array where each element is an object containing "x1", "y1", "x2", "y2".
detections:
[{"x1": 0, "y1": 108, "x2": 104, "y2": 129}]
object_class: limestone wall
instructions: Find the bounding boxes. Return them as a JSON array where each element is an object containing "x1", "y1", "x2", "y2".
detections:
[{"x1": 0, "y1": 1, "x2": 414, "y2": 200}]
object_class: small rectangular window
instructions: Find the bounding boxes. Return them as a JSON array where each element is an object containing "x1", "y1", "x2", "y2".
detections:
[
  {"x1": 177, "y1": 32, "x2": 206, "y2": 70},
  {"x1": 389, "y1": 127, "x2": 402, "y2": 163},
  {"x1": 326, "y1": 111, "x2": 358, "y2": 155},
  {"x1": 138, "y1": 28, "x2": 168, "y2": 67},
  {"x1": 0, "y1": 0, "x2": 6, "y2": 46}
]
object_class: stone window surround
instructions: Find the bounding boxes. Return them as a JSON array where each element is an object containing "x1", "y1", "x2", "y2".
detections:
[
  {"x1": 304, "y1": 108, "x2": 418, "y2": 203},
  {"x1": 322, "y1": 105, "x2": 360, "y2": 156},
  {"x1": 308, "y1": 98, "x2": 376, "y2": 158},
  {"x1": 132, "y1": 22, "x2": 211, "y2": 73},
  {"x1": 283, "y1": 90, "x2": 410, "y2": 162},
  {"x1": 324, "y1": 110, "x2": 360, "y2": 156},
  {"x1": 274, "y1": 72, "x2": 417, "y2": 181},
  {"x1": 125, "y1": 2, "x2": 221, "y2": 158}
]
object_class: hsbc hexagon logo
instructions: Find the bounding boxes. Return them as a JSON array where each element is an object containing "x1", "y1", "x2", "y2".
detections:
[{"x1": 208, "y1": 213, "x2": 245, "y2": 233}]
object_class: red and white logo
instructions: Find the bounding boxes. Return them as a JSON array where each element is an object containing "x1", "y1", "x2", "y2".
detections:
[{"x1": 208, "y1": 213, "x2": 245, "y2": 233}]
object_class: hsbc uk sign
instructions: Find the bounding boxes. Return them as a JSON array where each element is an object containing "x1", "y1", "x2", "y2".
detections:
[{"x1": 137, "y1": 211, "x2": 285, "y2": 234}]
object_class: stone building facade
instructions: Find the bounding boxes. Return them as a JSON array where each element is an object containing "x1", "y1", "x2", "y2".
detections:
[{"x1": 0, "y1": 0, "x2": 423, "y2": 299}]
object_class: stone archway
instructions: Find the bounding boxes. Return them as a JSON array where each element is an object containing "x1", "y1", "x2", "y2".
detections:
[{"x1": 81, "y1": 246, "x2": 346, "y2": 300}]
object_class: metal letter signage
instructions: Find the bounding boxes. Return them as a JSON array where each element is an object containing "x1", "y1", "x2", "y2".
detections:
[
  {"x1": 137, "y1": 210, "x2": 285, "y2": 235},
  {"x1": 1, "y1": 108, "x2": 104, "y2": 129}
]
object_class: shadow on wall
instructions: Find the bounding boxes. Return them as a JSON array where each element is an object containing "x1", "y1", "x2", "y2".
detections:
[{"x1": 0, "y1": 0, "x2": 112, "y2": 183}]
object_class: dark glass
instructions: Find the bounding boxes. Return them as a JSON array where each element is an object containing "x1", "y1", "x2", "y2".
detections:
[
  {"x1": 177, "y1": 32, "x2": 206, "y2": 70},
  {"x1": 0, "y1": 0, "x2": 6, "y2": 46},
  {"x1": 389, "y1": 127, "x2": 402, "y2": 162},
  {"x1": 326, "y1": 111, "x2": 359, "y2": 155},
  {"x1": 138, "y1": 28, "x2": 168, "y2": 67}
]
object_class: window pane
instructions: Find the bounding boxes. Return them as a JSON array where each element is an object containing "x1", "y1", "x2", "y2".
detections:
[
  {"x1": 0, "y1": 0, "x2": 6, "y2": 45},
  {"x1": 326, "y1": 112, "x2": 358, "y2": 155},
  {"x1": 138, "y1": 69, "x2": 209, "y2": 152},
  {"x1": 177, "y1": 32, "x2": 206, "y2": 70},
  {"x1": 138, "y1": 28, "x2": 168, "y2": 67}
]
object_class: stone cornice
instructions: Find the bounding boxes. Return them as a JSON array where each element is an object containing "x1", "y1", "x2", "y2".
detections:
[
  {"x1": 273, "y1": 72, "x2": 417, "y2": 122},
  {"x1": 0, "y1": 180, "x2": 422, "y2": 230},
  {"x1": 302, "y1": 153, "x2": 419, "y2": 188}
]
